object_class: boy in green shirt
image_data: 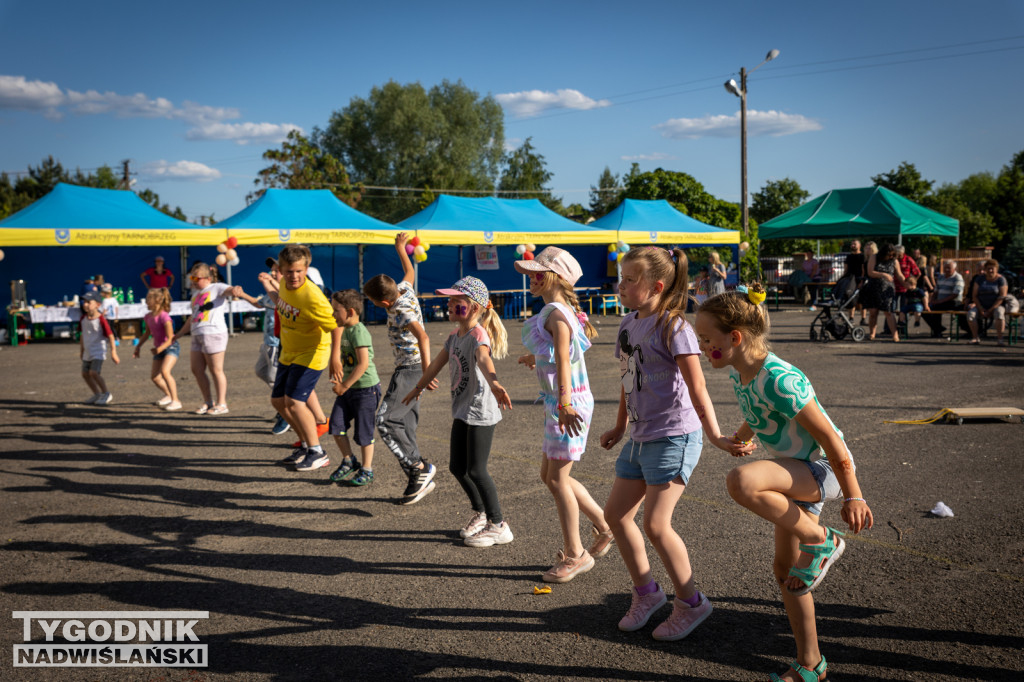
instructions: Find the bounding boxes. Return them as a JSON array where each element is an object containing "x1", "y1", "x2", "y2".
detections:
[{"x1": 326, "y1": 289, "x2": 383, "y2": 487}]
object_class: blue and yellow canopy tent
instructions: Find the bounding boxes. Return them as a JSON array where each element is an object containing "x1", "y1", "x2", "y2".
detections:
[{"x1": 588, "y1": 198, "x2": 741, "y2": 246}]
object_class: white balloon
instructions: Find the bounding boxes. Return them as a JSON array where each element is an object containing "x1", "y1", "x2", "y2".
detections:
[
  {"x1": 0, "y1": 248, "x2": 5, "y2": 262},
  {"x1": 617, "y1": 241, "x2": 626, "y2": 251},
  {"x1": 228, "y1": 257, "x2": 240, "y2": 267},
  {"x1": 515, "y1": 244, "x2": 526, "y2": 255}
]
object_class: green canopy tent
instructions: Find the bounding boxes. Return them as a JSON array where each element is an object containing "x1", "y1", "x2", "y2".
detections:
[{"x1": 760, "y1": 186, "x2": 960, "y2": 247}]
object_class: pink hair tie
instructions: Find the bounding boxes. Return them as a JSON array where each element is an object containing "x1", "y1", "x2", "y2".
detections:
[{"x1": 576, "y1": 311, "x2": 589, "y2": 325}]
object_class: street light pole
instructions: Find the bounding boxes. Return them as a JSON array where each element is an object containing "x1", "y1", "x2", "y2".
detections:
[{"x1": 725, "y1": 50, "x2": 779, "y2": 239}]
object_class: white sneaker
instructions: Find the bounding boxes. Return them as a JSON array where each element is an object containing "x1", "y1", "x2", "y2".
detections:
[
  {"x1": 209, "y1": 404, "x2": 229, "y2": 415},
  {"x1": 84, "y1": 393, "x2": 101, "y2": 405},
  {"x1": 156, "y1": 396, "x2": 172, "y2": 406},
  {"x1": 464, "y1": 521, "x2": 513, "y2": 548},
  {"x1": 95, "y1": 392, "x2": 113, "y2": 406},
  {"x1": 164, "y1": 401, "x2": 182, "y2": 411},
  {"x1": 459, "y1": 511, "x2": 488, "y2": 538}
]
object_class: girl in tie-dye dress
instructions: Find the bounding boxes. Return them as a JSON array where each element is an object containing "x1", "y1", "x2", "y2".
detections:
[{"x1": 516, "y1": 247, "x2": 613, "y2": 584}]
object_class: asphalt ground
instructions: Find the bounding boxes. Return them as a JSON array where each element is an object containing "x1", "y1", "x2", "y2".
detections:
[{"x1": 1, "y1": 308, "x2": 1023, "y2": 681}]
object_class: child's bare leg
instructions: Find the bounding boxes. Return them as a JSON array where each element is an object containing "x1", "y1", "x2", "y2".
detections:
[
  {"x1": 333, "y1": 434, "x2": 353, "y2": 459},
  {"x1": 642, "y1": 479, "x2": 695, "y2": 599},
  {"x1": 91, "y1": 371, "x2": 108, "y2": 395},
  {"x1": 161, "y1": 355, "x2": 179, "y2": 402},
  {"x1": 285, "y1": 396, "x2": 318, "y2": 447},
  {"x1": 603, "y1": 477, "x2": 650, "y2": 587},
  {"x1": 306, "y1": 389, "x2": 327, "y2": 424},
  {"x1": 151, "y1": 359, "x2": 170, "y2": 397},
  {"x1": 775, "y1": 524, "x2": 822, "y2": 681},
  {"x1": 360, "y1": 442, "x2": 374, "y2": 470},
  {"x1": 543, "y1": 457, "x2": 584, "y2": 556},
  {"x1": 82, "y1": 370, "x2": 101, "y2": 395},
  {"x1": 205, "y1": 351, "x2": 227, "y2": 406},
  {"x1": 570, "y1": 477, "x2": 610, "y2": 533},
  {"x1": 727, "y1": 459, "x2": 826, "y2": 552},
  {"x1": 190, "y1": 351, "x2": 212, "y2": 406}
]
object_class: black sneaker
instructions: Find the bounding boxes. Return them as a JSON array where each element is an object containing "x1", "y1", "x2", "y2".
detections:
[
  {"x1": 330, "y1": 457, "x2": 360, "y2": 483},
  {"x1": 401, "y1": 462, "x2": 437, "y2": 505},
  {"x1": 279, "y1": 447, "x2": 306, "y2": 465}
]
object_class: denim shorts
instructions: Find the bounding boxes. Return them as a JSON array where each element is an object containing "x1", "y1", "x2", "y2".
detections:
[
  {"x1": 329, "y1": 383, "x2": 381, "y2": 446},
  {"x1": 271, "y1": 362, "x2": 323, "y2": 402},
  {"x1": 794, "y1": 458, "x2": 842, "y2": 517},
  {"x1": 155, "y1": 340, "x2": 180, "y2": 360},
  {"x1": 615, "y1": 430, "x2": 703, "y2": 486},
  {"x1": 81, "y1": 358, "x2": 104, "y2": 374}
]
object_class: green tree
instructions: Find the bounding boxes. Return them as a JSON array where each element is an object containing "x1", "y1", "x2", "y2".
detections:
[
  {"x1": 137, "y1": 188, "x2": 187, "y2": 221},
  {"x1": 564, "y1": 202, "x2": 591, "y2": 223},
  {"x1": 498, "y1": 137, "x2": 560, "y2": 210},
  {"x1": 992, "y1": 150, "x2": 1024, "y2": 239},
  {"x1": 319, "y1": 79, "x2": 504, "y2": 222},
  {"x1": 871, "y1": 161, "x2": 933, "y2": 203},
  {"x1": 621, "y1": 164, "x2": 740, "y2": 228},
  {"x1": 589, "y1": 166, "x2": 620, "y2": 218},
  {"x1": 924, "y1": 182, "x2": 999, "y2": 250},
  {"x1": 0, "y1": 158, "x2": 152, "y2": 221},
  {"x1": 750, "y1": 177, "x2": 809, "y2": 224},
  {"x1": 249, "y1": 129, "x2": 362, "y2": 206}
]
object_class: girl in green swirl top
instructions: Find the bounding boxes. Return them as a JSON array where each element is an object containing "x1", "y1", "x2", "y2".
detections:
[{"x1": 695, "y1": 284, "x2": 874, "y2": 682}]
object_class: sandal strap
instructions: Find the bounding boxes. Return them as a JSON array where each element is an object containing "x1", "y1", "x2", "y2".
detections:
[
  {"x1": 788, "y1": 659, "x2": 824, "y2": 682},
  {"x1": 797, "y1": 527, "x2": 843, "y2": 557}
]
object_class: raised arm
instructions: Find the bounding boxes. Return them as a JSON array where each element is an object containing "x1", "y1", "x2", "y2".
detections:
[{"x1": 395, "y1": 232, "x2": 415, "y2": 285}]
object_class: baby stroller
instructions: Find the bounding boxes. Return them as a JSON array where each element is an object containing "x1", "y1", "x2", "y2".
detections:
[{"x1": 809, "y1": 274, "x2": 867, "y2": 343}]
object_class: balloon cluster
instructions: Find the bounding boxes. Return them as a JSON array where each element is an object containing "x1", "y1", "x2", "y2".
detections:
[
  {"x1": 215, "y1": 236, "x2": 240, "y2": 267},
  {"x1": 516, "y1": 243, "x2": 537, "y2": 261},
  {"x1": 405, "y1": 235, "x2": 431, "y2": 263},
  {"x1": 739, "y1": 240, "x2": 750, "y2": 254},
  {"x1": 607, "y1": 241, "x2": 631, "y2": 262}
]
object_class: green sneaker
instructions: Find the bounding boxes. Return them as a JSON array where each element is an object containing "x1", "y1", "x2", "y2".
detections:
[
  {"x1": 345, "y1": 468, "x2": 374, "y2": 487},
  {"x1": 329, "y1": 457, "x2": 360, "y2": 483}
]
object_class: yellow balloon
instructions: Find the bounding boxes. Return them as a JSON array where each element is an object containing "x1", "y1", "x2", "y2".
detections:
[{"x1": 608, "y1": 244, "x2": 617, "y2": 252}]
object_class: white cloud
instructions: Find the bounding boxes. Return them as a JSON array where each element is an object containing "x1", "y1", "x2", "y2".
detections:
[
  {"x1": 504, "y1": 136, "x2": 523, "y2": 152},
  {"x1": 0, "y1": 74, "x2": 293, "y2": 143},
  {"x1": 67, "y1": 89, "x2": 176, "y2": 118},
  {"x1": 185, "y1": 122, "x2": 302, "y2": 145},
  {"x1": 655, "y1": 109, "x2": 822, "y2": 139},
  {"x1": 496, "y1": 89, "x2": 610, "y2": 118},
  {"x1": 141, "y1": 160, "x2": 222, "y2": 182},
  {"x1": 0, "y1": 75, "x2": 65, "y2": 117},
  {"x1": 621, "y1": 152, "x2": 677, "y2": 162}
]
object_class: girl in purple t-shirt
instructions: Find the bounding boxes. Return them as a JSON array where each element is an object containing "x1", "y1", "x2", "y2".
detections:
[
  {"x1": 600, "y1": 247, "x2": 751, "y2": 642},
  {"x1": 134, "y1": 287, "x2": 182, "y2": 411}
]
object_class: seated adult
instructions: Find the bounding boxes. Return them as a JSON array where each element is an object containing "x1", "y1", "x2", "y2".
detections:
[
  {"x1": 966, "y1": 258, "x2": 1009, "y2": 346},
  {"x1": 924, "y1": 260, "x2": 964, "y2": 338},
  {"x1": 141, "y1": 256, "x2": 175, "y2": 291}
]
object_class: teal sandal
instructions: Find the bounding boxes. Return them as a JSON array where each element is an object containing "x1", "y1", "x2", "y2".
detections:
[
  {"x1": 788, "y1": 526, "x2": 845, "y2": 596},
  {"x1": 769, "y1": 656, "x2": 827, "y2": 681}
]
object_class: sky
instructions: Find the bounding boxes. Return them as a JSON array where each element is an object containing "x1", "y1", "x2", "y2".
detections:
[{"x1": 2, "y1": 0, "x2": 1023, "y2": 224}]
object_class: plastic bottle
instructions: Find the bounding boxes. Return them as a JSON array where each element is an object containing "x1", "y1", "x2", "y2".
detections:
[{"x1": 127, "y1": 287, "x2": 134, "y2": 304}]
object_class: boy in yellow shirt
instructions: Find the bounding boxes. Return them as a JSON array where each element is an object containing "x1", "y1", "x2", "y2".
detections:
[{"x1": 259, "y1": 245, "x2": 342, "y2": 470}]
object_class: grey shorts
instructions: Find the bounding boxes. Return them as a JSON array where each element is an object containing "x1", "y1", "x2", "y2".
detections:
[
  {"x1": 794, "y1": 458, "x2": 843, "y2": 517},
  {"x1": 81, "y1": 358, "x2": 103, "y2": 373},
  {"x1": 192, "y1": 331, "x2": 229, "y2": 355}
]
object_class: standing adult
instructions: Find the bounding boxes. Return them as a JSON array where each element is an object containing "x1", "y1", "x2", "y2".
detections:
[
  {"x1": 801, "y1": 250, "x2": 822, "y2": 309},
  {"x1": 924, "y1": 260, "x2": 964, "y2": 339},
  {"x1": 141, "y1": 256, "x2": 175, "y2": 291},
  {"x1": 856, "y1": 242, "x2": 878, "y2": 324},
  {"x1": 845, "y1": 240, "x2": 865, "y2": 281},
  {"x1": 861, "y1": 243, "x2": 904, "y2": 342},
  {"x1": 966, "y1": 259, "x2": 1009, "y2": 346},
  {"x1": 707, "y1": 251, "x2": 727, "y2": 296}
]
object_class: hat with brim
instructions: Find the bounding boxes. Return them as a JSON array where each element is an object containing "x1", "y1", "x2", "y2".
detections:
[
  {"x1": 436, "y1": 276, "x2": 489, "y2": 308},
  {"x1": 82, "y1": 291, "x2": 102, "y2": 303},
  {"x1": 513, "y1": 246, "x2": 583, "y2": 285}
]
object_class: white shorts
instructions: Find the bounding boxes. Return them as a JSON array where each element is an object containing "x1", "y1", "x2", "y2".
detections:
[{"x1": 192, "y1": 331, "x2": 228, "y2": 355}]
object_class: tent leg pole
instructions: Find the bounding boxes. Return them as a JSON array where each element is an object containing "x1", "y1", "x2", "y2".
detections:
[
  {"x1": 180, "y1": 247, "x2": 188, "y2": 301},
  {"x1": 227, "y1": 263, "x2": 235, "y2": 337}
]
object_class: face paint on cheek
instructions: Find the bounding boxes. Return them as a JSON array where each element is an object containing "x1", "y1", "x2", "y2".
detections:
[
  {"x1": 711, "y1": 348, "x2": 723, "y2": 360},
  {"x1": 454, "y1": 304, "x2": 468, "y2": 316}
]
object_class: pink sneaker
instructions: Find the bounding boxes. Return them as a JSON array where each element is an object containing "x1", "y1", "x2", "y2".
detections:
[
  {"x1": 618, "y1": 585, "x2": 667, "y2": 632},
  {"x1": 652, "y1": 594, "x2": 713, "y2": 641},
  {"x1": 542, "y1": 549, "x2": 595, "y2": 583}
]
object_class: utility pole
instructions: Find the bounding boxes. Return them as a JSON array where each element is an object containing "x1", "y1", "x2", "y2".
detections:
[{"x1": 120, "y1": 159, "x2": 131, "y2": 190}]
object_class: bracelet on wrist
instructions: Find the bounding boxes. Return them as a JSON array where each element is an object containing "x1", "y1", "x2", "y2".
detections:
[
  {"x1": 844, "y1": 497, "x2": 866, "y2": 503},
  {"x1": 556, "y1": 403, "x2": 572, "y2": 411},
  {"x1": 732, "y1": 431, "x2": 752, "y2": 446}
]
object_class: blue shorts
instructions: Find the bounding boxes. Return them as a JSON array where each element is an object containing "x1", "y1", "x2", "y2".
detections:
[
  {"x1": 81, "y1": 358, "x2": 104, "y2": 374},
  {"x1": 155, "y1": 340, "x2": 180, "y2": 360},
  {"x1": 329, "y1": 383, "x2": 381, "y2": 447},
  {"x1": 793, "y1": 458, "x2": 842, "y2": 517},
  {"x1": 615, "y1": 431, "x2": 703, "y2": 486},
  {"x1": 271, "y1": 363, "x2": 323, "y2": 402}
]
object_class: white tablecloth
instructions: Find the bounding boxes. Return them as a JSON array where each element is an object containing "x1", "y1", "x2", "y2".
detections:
[{"x1": 28, "y1": 300, "x2": 261, "y2": 324}]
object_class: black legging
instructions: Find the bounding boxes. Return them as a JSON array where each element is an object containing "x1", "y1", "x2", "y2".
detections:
[{"x1": 449, "y1": 419, "x2": 502, "y2": 524}]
